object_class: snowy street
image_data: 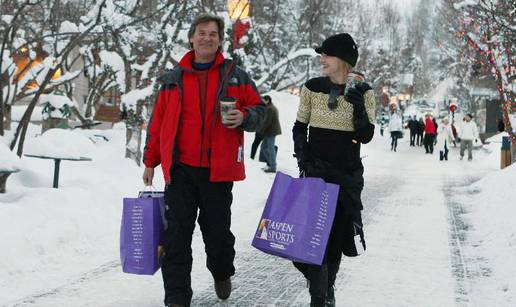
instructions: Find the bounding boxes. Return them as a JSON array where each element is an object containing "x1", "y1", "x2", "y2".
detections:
[
  {"x1": 3, "y1": 91, "x2": 510, "y2": 307},
  {"x1": 2, "y1": 0, "x2": 516, "y2": 306}
]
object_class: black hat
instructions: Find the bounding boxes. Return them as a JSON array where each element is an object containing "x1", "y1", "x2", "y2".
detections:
[{"x1": 315, "y1": 33, "x2": 359, "y2": 67}]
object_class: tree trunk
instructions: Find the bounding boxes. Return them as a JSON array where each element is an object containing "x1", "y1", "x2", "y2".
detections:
[
  {"x1": 512, "y1": 139, "x2": 516, "y2": 163},
  {"x1": 125, "y1": 124, "x2": 142, "y2": 166},
  {"x1": 0, "y1": 173, "x2": 9, "y2": 194},
  {"x1": 2, "y1": 104, "x2": 11, "y2": 132}
]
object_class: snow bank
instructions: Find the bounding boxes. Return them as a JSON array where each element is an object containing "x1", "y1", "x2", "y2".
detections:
[
  {"x1": 24, "y1": 128, "x2": 95, "y2": 160},
  {"x1": 0, "y1": 142, "x2": 23, "y2": 172},
  {"x1": 0, "y1": 128, "x2": 144, "y2": 303},
  {"x1": 466, "y1": 163, "x2": 516, "y2": 302}
]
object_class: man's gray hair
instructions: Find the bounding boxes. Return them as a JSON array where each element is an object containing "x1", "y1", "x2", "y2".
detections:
[{"x1": 188, "y1": 13, "x2": 225, "y2": 44}]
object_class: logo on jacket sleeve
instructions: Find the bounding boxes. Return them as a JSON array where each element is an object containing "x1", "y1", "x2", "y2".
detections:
[{"x1": 228, "y1": 76, "x2": 239, "y2": 86}]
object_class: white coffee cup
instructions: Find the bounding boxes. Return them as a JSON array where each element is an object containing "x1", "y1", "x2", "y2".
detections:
[{"x1": 220, "y1": 97, "x2": 236, "y2": 125}]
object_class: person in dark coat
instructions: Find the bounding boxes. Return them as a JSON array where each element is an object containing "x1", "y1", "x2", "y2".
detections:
[
  {"x1": 407, "y1": 115, "x2": 419, "y2": 146},
  {"x1": 417, "y1": 117, "x2": 425, "y2": 146},
  {"x1": 292, "y1": 33, "x2": 374, "y2": 307},
  {"x1": 142, "y1": 13, "x2": 265, "y2": 307},
  {"x1": 258, "y1": 95, "x2": 282, "y2": 172}
]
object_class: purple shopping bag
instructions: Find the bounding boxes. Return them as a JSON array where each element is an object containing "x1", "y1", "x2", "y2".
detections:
[
  {"x1": 252, "y1": 172, "x2": 339, "y2": 265},
  {"x1": 120, "y1": 191, "x2": 166, "y2": 275}
]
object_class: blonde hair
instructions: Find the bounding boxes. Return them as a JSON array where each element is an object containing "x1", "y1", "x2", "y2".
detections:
[{"x1": 343, "y1": 61, "x2": 353, "y2": 71}]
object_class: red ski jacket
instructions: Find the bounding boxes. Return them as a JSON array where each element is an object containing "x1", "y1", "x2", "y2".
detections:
[
  {"x1": 424, "y1": 117, "x2": 436, "y2": 135},
  {"x1": 143, "y1": 51, "x2": 264, "y2": 183}
]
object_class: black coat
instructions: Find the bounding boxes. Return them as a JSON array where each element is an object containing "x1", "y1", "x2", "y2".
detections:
[
  {"x1": 258, "y1": 103, "x2": 282, "y2": 137},
  {"x1": 407, "y1": 119, "x2": 419, "y2": 133}
]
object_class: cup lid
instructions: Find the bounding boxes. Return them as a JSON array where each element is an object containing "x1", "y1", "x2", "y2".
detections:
[{"x1": 220, "y1": 97, "x2": 236, "y2": 102}]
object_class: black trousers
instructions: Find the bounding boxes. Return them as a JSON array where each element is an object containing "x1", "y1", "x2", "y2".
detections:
[
  {"x1": 417, "y1": 133, "x2": 423, "y2": 146},
  {"x1": 410, "y1": 131, "x2": 416, "y2": 146},
  {"x1": 162, "y1": 164, "x2": 235, "y2": 307},
  {"x1": 390, "y1": 132, "x2": 399, "y2": 151},
  {"x1": 293, "y1": 201, "x2": 364, "y2": 299},
  {"x1": 440, "y1": 141, "x2": 449, "y2": 161},
  {"x1": 424, "y1": 134, "x2": 435, "y2": 153},
  {"x1": 250, "y1": 134, "x2": 263, "y2": 159}
]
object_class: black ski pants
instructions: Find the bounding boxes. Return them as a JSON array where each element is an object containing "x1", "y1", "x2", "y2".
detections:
[
  {"x1": 417, "y1": 132, "x2": 423, "y2": 146},
  {"x1": 250, "y1": 134, "x2": 263, "y2": 159},
  {"x1": 293, "y1": 201, "x2": 364, "y2": 301},
  {"x1": 410, "y1": 131, "x2": 416, "y2": 146},
  {"x1": 162, "y1": 164, "x2": 235, "y2": 307},
  {"x1": 424, "y1": 134, "x2": 435, "y2": 154}
]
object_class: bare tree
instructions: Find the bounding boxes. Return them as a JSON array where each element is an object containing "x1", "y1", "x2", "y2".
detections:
[{"x1": 440, "y1": 0, "x2": 516, "y2": 160}]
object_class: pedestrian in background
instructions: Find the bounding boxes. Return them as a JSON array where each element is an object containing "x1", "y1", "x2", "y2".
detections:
[
  {"x1": 389, "y1": 110, "x2": 403, "y2": 152},
  {"x1": 407, "y1": 115, "x2": 419, "y2": 146},
  {"x1": 258, "y1": 95, "x2": 282, "y2": 173},
  {"x1": 436, "y1": 117, "x2": 453, "y2": 161},
  {"x1": 458, "y1": 113, "x2": 479, "y2": 161},
  {"x1": 417, "y1": 117, "x2": 425, "y2": 146},
  {"x1": 423, "y1": 113, "x2": 436, "y2": 154},
  {"x1": 379, "y1": 111, "x2": 388, "y2": 136}
]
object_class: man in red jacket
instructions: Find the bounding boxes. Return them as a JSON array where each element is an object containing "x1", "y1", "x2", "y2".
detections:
[
  {"x1": 423, "y1": 113, "x2": 437, "y2": 154},
  {"x1": 142, "y1": 13, "x2": 264, "y2": 307}
]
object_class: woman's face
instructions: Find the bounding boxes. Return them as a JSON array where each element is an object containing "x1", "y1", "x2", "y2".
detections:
[{"x1": 319, "y1": 54, "x2": 349, "y2": 78}]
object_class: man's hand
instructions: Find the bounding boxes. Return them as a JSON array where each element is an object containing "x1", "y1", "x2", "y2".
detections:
[
  {"x1": 224, "y1": 109, "x2": 244, "y2": 128},
  {"x1": 142, "y1": 167, "x2": 154, "y2": 186}
]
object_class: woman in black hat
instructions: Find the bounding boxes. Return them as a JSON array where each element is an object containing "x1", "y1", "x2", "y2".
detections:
[{"x1": 292, "y1": 33, "x2": 375, "y2": 307}]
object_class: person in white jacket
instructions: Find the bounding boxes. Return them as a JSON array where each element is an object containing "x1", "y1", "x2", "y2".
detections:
[
  {"x1": 389, "y1": 110, "x2": 403, "y2": 152},
  {"x1": 436, "y1": 117, "x2": 454, "y2": 161},
  {"x1": 458, "y1": 114, "x2": 479, "y2": 161}
]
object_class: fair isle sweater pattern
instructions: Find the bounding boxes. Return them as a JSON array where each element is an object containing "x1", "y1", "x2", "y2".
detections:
[{"x1": 296, "y1": 85, "x2": 376, "y2": 131}]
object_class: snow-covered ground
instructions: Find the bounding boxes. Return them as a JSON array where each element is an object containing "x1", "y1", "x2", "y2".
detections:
[{"x1": 1, "y1": 91, "x2": 515, "y2": 307}]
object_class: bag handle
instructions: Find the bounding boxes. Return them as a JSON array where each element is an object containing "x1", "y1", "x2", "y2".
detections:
[{"x1": 140, "y1": 185, "x2": 159, "y2": 197}]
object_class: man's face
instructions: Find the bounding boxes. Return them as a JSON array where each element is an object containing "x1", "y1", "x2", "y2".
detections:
[{"x1": 189, "y1": 21, "x2": 221, "y2": 61}]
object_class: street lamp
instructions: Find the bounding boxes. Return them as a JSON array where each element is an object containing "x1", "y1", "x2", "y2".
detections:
[
  {"x1": 449, "y1": 100, "x2": 458, "y2": 124},
  {"x1": 228, "y1": 0, "x2": 250, "y2": 19},
  {"x1": 228, "y1": 0, "x2": 251, "y2": 50}
]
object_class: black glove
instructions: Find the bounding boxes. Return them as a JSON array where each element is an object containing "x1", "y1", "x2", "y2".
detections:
[
  {"x1": 293, "y1": 121, "x2": 308, "y2": 177},
  {"x1": 346, "y1": 83, "x2": 372, "y2": 130},
  {"x1": 304, "y1": 156, "x2": 330, "y2": 178},
  {"x1": 293, "y1": 152, "x2": 306, "y2": 177}
]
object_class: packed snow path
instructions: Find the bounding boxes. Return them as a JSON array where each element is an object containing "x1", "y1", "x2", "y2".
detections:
[{"x1": 6, "y1": 138, "x2": 496, "y2": 307}]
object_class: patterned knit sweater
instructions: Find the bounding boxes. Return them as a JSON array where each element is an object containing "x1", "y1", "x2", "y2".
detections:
[{"x1": 293, "y1": 77, "x2": 376, "y2": 173}]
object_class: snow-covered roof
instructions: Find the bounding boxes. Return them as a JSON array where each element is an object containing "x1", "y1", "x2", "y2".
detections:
[
  {"x1": 469, "y1": 87, "x2": 498, "y2": 98},
  {"x1": 39, "y1": 94, "x2": 75, "y2": 108},
  {"x1": 399, "y1": 73, "x2": 414, "y2": 86}
]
